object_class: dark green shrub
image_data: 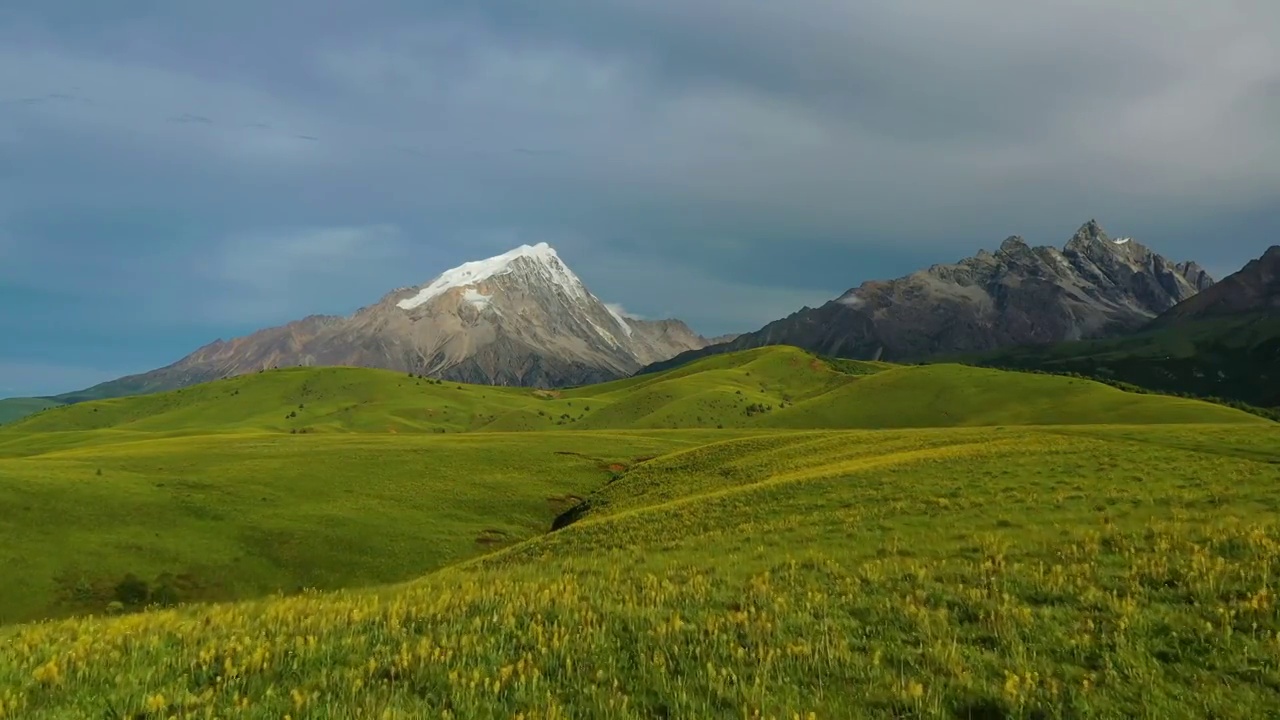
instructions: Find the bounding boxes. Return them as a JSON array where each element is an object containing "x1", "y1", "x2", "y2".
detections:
[{"x1": 114, "y1": 574, "x2": 149, "y2": 605}]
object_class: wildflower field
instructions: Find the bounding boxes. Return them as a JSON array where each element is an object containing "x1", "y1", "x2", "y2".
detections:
[{"x1": 1, "y1": 348, "x2": 1277, "y2": 717}]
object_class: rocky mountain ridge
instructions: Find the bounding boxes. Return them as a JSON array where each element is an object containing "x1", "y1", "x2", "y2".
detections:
[
  {"x1": 643, "y1": 220, "x2": 1214, "y2": 373},
  {"x1": 964, "y1": 243, "x2": 1280, "y2": 411},
  {"x1": 1151, "y1": 245, "x2": 1279, "y2": 326}
]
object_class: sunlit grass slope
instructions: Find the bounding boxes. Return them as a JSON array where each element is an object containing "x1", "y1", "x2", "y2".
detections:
[
  {"x1": 0, "y1": 367, "x2": 542, "y2": 439},
  {"x1": 0, "y1": 347, "x2": 882, "y2": 443},
  {"x1": 0, "y1": 347, "x2": 1264, "y2": 625},
  {"x1": 0, "y1": 431, "x2": 715, "y2": 624},
  {"x1": 0, "y1": 348, "x2": 1263, "y2": 450},
  {"x1": 3, "y1": 423, "x2": 1279, "y2": 718},
  {"x1": 757, "y1": 362, "x2": 1260, "y2": 428}
]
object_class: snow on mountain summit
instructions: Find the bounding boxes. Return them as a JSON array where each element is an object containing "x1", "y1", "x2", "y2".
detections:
[{"x1": 396, "y1": 242, "x2": 587, "y2": 310}]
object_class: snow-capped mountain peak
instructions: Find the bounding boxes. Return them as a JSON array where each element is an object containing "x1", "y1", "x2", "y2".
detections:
[
  {"x1": 367, "y1": 241, "x2": 715, "y2": 380},
  {"x1": 44, "y1": 240, "x2": 721, "y2": 396},
  {"x1": 396, "y1": 242, "x2": 586, "y2": 310}
]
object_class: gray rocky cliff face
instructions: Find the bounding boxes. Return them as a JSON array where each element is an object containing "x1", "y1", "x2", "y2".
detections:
[{"x1": 644, "y1": 220, "x2": 1214, "y2": 373}]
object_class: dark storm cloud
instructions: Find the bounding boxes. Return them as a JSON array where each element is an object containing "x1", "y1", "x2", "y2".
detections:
[{"x1": 0, "y1": 0, "x2": 1278, "y2": 394}]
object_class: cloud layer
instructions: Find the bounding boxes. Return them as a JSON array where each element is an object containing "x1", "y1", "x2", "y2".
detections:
[{"x1": 1, "y1": 0, "x2": 1278, "y2": 395}]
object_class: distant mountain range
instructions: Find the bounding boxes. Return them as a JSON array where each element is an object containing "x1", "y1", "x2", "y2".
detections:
[
  {"x1": 644, "y1": 220, "x2": 1214, "y2": 373},
  {"x1": 3, "y1": 221, "x2": 1274, "y2": 425},
  {"x1": 966, "y1": 244, "x2": 1280, "y2": 410}
]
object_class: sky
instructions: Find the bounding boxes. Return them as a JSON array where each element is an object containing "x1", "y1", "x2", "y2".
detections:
[{"x1": 1, "y1": 0, "x2": 1278, "y2": 397}]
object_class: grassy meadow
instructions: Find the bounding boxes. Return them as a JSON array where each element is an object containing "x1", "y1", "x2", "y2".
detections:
[
  {"x1": 0, "y1": 347, "x2": 1277, "y2": 718},
  {"x1": 0, "y1": 430, "x2": 718, "y2": 625}
]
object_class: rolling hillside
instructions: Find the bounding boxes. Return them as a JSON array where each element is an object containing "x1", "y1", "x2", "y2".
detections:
[
  {"x1": 1, "y1": 347, "x2": 1277, "y2": 717},
  {"x1": 3, "y1": 421, "x2": 1279, "y2": 718},
  {"x1": 0, "y1": 430, "x2": 710, "y2": 625},
  {"x1": 0, "y1": 347, "x2": 1266, "y2": 628},
  {"x1": 1, "y1": 347, "x2": 1262, "y2": 450}
]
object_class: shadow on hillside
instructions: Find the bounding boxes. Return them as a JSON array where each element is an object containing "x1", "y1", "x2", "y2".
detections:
[{"x1": 550, "y1": 499, "x2": 592, "y2": 531}]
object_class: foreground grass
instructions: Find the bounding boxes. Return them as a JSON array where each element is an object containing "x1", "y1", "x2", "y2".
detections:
[{"x1": 3, "y1": 424, "x2": 1279, "y2": 718}]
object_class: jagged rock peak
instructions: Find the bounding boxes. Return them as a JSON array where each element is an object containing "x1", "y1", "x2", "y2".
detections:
[
  {"x1": 1063, "y1": 219, "x2": 1141, "y2": 253},
  {"x1": 1072, "y1": 219, "x2": 1107, "y2": 242},
  {"x1": 998, "y1": 235, "x2": 1029, "y2": 253},
  {"x1": 643, "y1": 218, "x2": 1217, "y2": 374}
]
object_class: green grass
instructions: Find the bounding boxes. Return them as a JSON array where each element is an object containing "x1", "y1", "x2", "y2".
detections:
[
  {"x1": 0, "y1": 347, "x2": 1265, "y2": 626},
  {"x1": 959, "y1": 313, "x2": 1280, "y2": 410},
  {"x1": 0, "y1": 367, "x2": 542, "y2": 439},
  {"x1": 2, "y1": 423, "x2": 1279, "y2": 718},
  {"x1": 1, "y1": 347, "x2": 1262, "y2": 449},
  {"x1": 1, "y1": 347, "x2": 1277, "y2": 717},
  {"x1": 753, "y1": 363, "x2": 1258, "y2": 428},
  {"x1": 0, "y1": 430, "x2": 724, "y2": 625},
  {"x1": 0, "y1": 398, "x2": 63, "y2": 426}
]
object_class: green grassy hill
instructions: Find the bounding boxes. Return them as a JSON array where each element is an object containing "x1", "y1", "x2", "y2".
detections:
[
  {"x1": 1, "y1": 347, "x2": 1262, "y2": 450},
  {"x1": 0, "y1": 347, "x2": 1263, "y2": 623},
  {"x1": 0, "y1": 429, "x2": 713, "y2": 625},
  {"x1": 1, "y1": 346, "x2": 1277, "y2": 717},
  {"x1": 2, "y1": 347, "x2": 878, "y2": 439},
  {"x1": 0, "y1": 367, "x2": 540, "y2": 439},
  {"x1": 755, "y1": 362, "x2": 1252, "y2": 428},
  {"x1": 3, "y1": 422, "x2": 1279, "y2": 718},
  {"x1": 0, "y1": 397, "x2": 63, "y2": 426},
  {"x1": 960, "y1": 313, "x2": 1280, "y2": 411}
]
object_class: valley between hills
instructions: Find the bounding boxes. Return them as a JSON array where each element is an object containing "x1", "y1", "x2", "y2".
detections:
[{"x1": 1, "y1": 346, "x2": 1278, "y2": 719}]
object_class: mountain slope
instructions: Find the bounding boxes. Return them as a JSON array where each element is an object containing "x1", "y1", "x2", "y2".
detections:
[
  {"x1": 643, "y1": 220, "x2": 1213, "y2": 373},
  {"x1": 1151, "y1": 244, "x2": 1279, "y2": 325},
  {"x1": 963, "y1": 245, "x2": 1280, "y2": 408},
  {"x1": 56, "y1": 244, "x2": 717, "y2": 403}
]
